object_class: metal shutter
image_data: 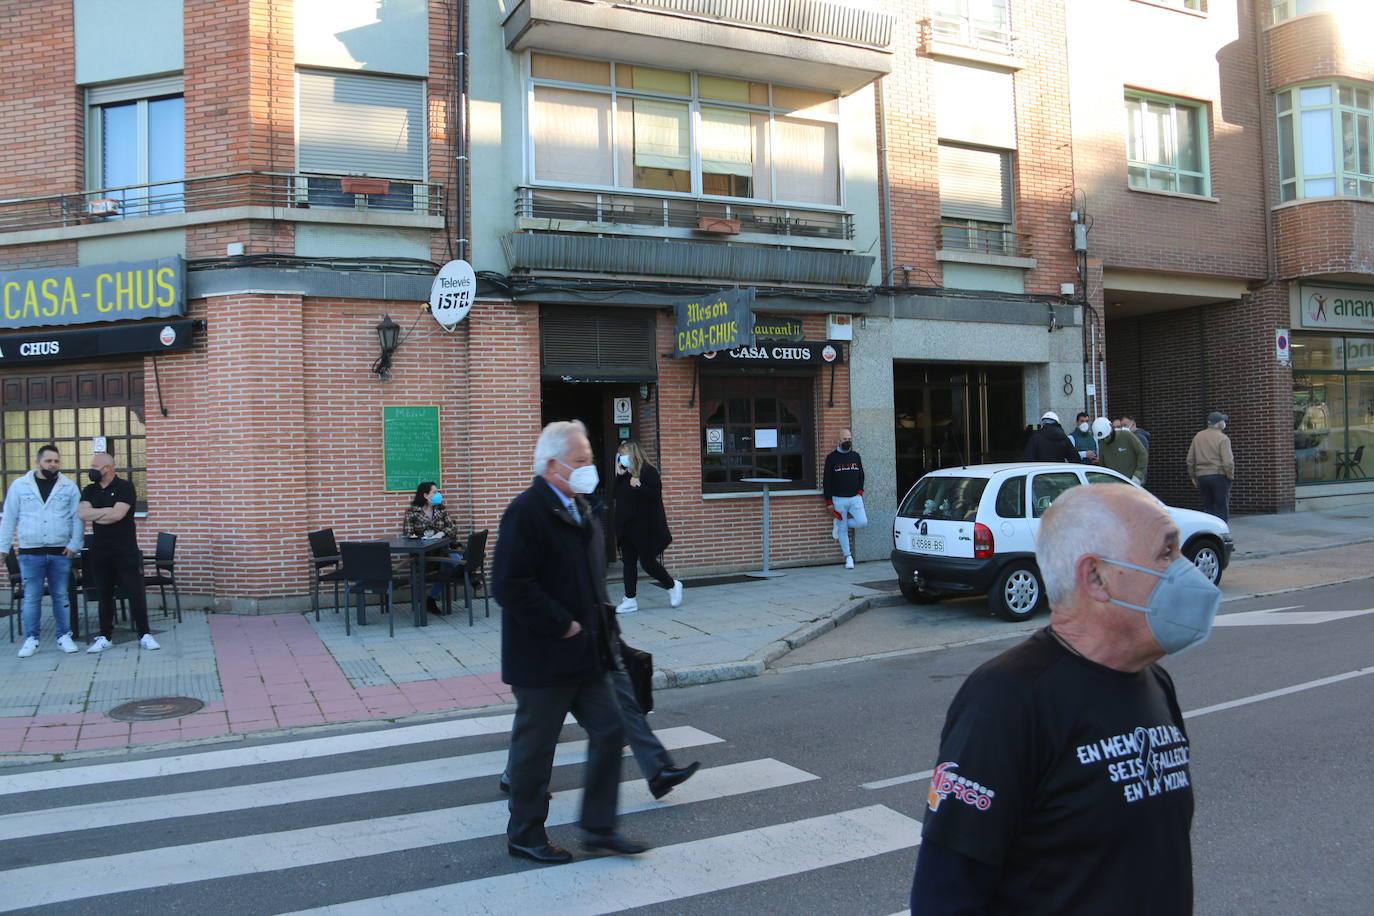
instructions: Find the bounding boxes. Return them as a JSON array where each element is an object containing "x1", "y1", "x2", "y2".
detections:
[
  {"x1": 938, "y1": 144, "x2": 1012, "y2": 222},
  {"x1": 540, "y1": 307, "x2": 656, "y2": 379},
  {"x1": 297, "y1": 69, "x2": 425, "y2": 179}
]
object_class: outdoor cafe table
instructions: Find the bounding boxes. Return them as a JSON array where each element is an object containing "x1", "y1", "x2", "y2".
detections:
[{"x1": 384, "y1": 536, "x2": 450, "y2": 627}]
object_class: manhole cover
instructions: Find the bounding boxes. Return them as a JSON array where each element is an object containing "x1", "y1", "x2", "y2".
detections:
[
  {"x1": 108, "y1": 697, "x2": 205, "y2": 721},
  {"x1": 856, "y1": 579, "x2": 900, "y2": 591},
  {"x1": 681, "y1": 574, "x2": 758, "y2": 588}
]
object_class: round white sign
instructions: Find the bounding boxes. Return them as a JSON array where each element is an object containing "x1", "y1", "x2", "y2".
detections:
[{"x1": 429, "y1": 260, "x2": 476, "y2": 329}]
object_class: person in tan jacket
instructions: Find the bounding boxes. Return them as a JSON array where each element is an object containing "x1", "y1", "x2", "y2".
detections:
[{"x1": 1187, "y1": 411, "x2": 1234, "y2": 520}]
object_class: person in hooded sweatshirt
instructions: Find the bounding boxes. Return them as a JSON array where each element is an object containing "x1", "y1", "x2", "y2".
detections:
[
  {"x1": 1092, "y1": 417, "x2": 1148, "y2": 484},
  {"x1": 1023, "y1": 411, "x2": 1081, "y2": 463}
]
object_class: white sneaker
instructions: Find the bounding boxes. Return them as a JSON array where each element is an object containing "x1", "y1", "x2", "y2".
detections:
[
  {"x1": 831, "y1": 519, "x2": 842, "y2": 540},
  {"x1": 140, "y1": 633, "x2": 161, "y2": 650},
  {"x1": 17, "y1": 636, "x2": 39, "y2": 658},
  {"x1": 668, "y1": 579, "x2": 684, "y2": 608},
  {"x1": 845, "y1": 556, "x2": 855, "y2": 569},
  {"x1": 615, "y1": 597, "x2": 639, "y2": 615},
  {"x1": 87, "y1": 636, "x2": 112, "y2": 653},
  {"x1": 57, "y1": 633, "x2": 78, "y2": 653}
]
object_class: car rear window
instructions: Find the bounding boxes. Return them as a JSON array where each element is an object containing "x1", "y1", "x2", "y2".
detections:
[
  {"x1": 995, "y1": 475, "x2": 1025, "y2": 518},
  {"x1": 898, "y1": 476, "x2": 988, "y2": 521}
]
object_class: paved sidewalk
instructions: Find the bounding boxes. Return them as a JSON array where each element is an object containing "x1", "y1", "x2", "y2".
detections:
[{"x1": 2, "y1": 503, "x2": 1371, "y2": 763}]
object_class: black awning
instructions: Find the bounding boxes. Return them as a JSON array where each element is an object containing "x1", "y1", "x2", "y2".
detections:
[{"x1": 0, "y1": 319, "x2": 198, "y2": 365}]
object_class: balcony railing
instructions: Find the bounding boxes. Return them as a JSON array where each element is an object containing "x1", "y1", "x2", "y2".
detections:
[
  {"x1": 516, "y1": 186, "x2": 854, "y2": 242},
  {"x1": 0, "y1": 172, "x2": 443, "y2": 234},
  {"x1": 619, "y1": 0, "x2": 893, "y2": 47},
  {"x1": 939, "y1": 219, "x2": 1030, "y2": 258},
  {"x1": 930, "y1": 13, "x2": 1014, "y2": 54}
]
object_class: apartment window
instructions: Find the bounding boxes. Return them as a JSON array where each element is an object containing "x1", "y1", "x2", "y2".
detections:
[
  {"x1": 1270, "y1": 0, "x2": 1331, "y2": 24},
  {"x1": 700, "y1": 374, "x2": 814, "y2": 491},
  {"x1": 1276, "y1": 83, "x2": 1374, "y2": 202},
  {"x1": 1124, "y1": 92, "x2": 1210, "y2": 196},
  {"x1": 939, "y1": 144, "x2": 1014, "y2": 253},
  {"x1": 86, "y1": 76, "x2": 185, "y2": 218},
  {"x1": 528, "y1": 54, "x2": 840, "y2": 207},
  {"x1": 931, "y1": 0, "x2": 1012, "y2": 51},
  {"x1": 297, "y1": 69, "x2": 426, "y2": 180}
]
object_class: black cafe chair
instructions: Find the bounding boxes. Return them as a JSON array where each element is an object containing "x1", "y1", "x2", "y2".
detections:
[
  {"x1": 142, "y1": 532, "x2": 182, "y2": 622},
  {"x1": 339, "y1": 541, "x2": 396, "y2": 637},
  {"x1": 430, "y1": 529, "x2": 491, "y2": 627},
  {"x1": 307, "y1": 528, "x2": 345, "y2": 621}
]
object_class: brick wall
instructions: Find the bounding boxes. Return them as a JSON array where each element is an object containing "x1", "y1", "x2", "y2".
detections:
[
  {"x1": 0, "y1": 0, "x2": 80, "y2": 201},
  {"x1": 1104, "y1": 283, "x2": 1295, "y2": 516},
  {"x1": 881, "y1": 1, "x2": 1077, "y2": 294},
  {"x1": 1274, "y1": 201, "x2": 1374, "y2": 279},
  {"x1": 1265, "y1": 10, "x2": 1374, "y2": 89}
]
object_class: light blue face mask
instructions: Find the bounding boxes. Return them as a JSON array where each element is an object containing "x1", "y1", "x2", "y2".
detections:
[
  {"x1": 1097, "y1": 555, "x2": 1222, "y2": 655},
  {"x1": 430, "y1": 492, "x2": 443, "y2": 506}
]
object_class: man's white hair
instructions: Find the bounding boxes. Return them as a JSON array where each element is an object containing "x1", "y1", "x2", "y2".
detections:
[
  {"x1": 531, "y1": 420, "x2": 588, "y2": 475},
  {"x1": 1036, "y1": 484, "x2": 1131, "y2": 606}
]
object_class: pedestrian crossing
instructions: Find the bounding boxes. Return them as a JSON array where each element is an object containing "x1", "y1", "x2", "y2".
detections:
[{"x1": 0, "y1": 711, "x2": 922, "y2": 913}]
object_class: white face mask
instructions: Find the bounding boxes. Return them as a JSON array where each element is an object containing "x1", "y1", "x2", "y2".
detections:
[
  {"x1": 558, "y1": 459, "x2": 599, "y2": 494},
  {"x1": 1078, "y1": 423, "x2": 1089, "y2": 433},
  {"x1": 618, "y1": 454, "x2": 632, "y2": 469}
]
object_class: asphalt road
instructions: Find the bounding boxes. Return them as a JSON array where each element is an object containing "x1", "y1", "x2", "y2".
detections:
[{"x1": 2, "y1": 579, "x2": 1370, "y2": 914}]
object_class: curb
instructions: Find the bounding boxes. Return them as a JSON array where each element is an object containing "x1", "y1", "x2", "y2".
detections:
[
  {"x1": 1231, "y1": 534, "x2": 1374, "y2": 562},
  {"x1": 653, "y1": 591, "x2": 906, "y2": 689}
]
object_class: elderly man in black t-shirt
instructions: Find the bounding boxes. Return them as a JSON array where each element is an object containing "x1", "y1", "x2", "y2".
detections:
[
  {"x1": 911, "y1": 484, "x2": 1222, "y2": 915},
  {"x1": 78, "y1": 452, "x2": 158, "y2": 652}
]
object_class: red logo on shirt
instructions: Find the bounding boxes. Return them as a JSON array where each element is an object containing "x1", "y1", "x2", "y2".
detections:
[{"x1": 928, "y1": 762, "x2": 996, "y2": 812}]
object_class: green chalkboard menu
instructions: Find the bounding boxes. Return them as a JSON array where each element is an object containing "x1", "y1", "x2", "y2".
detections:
[{"x1": 383, "y1": 405, "x2": 441, "y2": 492}]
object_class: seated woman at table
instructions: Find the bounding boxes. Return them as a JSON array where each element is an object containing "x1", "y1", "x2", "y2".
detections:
[{"x1": 403, "y1": 482, "x2": 463, "y2": 615}]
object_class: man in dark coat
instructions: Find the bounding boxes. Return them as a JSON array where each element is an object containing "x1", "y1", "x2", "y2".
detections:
[
  {"x1": 1023, "y1": 410, "x2": 1081, "y2": 463},
  {"x1": 492, "y1": 420, "x2": 647, "y2": 865}
]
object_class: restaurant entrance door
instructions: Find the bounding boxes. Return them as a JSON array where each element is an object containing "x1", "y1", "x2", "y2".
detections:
[{"x1": 540, "y1": 380, "x2": 642, "y2": 557}]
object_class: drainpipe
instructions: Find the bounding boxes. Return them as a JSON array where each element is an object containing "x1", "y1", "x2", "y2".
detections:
[{"x1": 876, "y1": 75, "x2": 895, "y2": 321}]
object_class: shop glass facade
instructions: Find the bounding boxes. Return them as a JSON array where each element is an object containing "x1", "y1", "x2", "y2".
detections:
[
  {"x1": 699, "y1": 374, "x2": 815, "y2": 490},
  {"x1": 1292, "y1": 333, "x2": 1374, "y2": 484}
]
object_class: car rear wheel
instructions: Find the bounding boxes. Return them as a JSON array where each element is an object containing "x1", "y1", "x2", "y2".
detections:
[
  {"x1": 899, "y1": 581, "x2": 940, "y2": 604},
  {"x1": 990, "y1": 561, "x2": 1046, "y2": 622},
  {"x1": 1184, "y1": 538, "x2": 1225, "y2": 585}
]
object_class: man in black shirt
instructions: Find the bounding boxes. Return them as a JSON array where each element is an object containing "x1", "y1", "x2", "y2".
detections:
[
  {"x1": 822, "y1": 428, "x2": 866, "y2": 569},
  {"x1": 911, "y1": 483, "x2": 1219, "y2": 914},
  {"x1": 78, "y1": 452, "x2": 158, "y2": 652}
]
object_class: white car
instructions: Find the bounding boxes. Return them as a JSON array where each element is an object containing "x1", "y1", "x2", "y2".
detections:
[{"x1": 890, "y1": 462, "x2": 1234, "y2": 622}]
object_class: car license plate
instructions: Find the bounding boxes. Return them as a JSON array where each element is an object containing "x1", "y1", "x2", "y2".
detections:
[{"x1": 910, "y1": 535, "x2": 945, "y2": 553}]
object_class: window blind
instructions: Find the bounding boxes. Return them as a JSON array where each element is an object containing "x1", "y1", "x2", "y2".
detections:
[
  {"x1": 939, "y1": 144, "x2": 1012, "y2": 222},
  {"x1": 298, "y1": 69, "x2": 425, "y2": 179}
]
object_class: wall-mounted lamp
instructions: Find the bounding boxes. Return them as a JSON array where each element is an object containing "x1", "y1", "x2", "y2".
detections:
[{"x1": 372, "y1": 314, "x2": 400, "y2": 379}]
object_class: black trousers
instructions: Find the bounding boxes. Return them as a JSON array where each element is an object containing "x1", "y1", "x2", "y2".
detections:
[
  {"x1": 619, "y1": 538, "x2": 673, "y2": 599},
  {"x1": 506, "y1": 675, "x2": 623, "y2": 847},
  {"x1": 1197, "y1": 474, "x2": 1231, "y2": 521},
  {"x1": 90, "y1": 544, "x2": 150, "y2": 638}
]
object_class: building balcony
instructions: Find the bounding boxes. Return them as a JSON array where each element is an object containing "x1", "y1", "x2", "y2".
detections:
[
  {"x1": 937, "y1": 220, "x2": 1032, "y2": 259},
  {"x1": 503, "y1": 0, "x2": 893, "y2": 94},
  {"x1": 0, "y1": 172, "x2": 444, "y2": 246},
  {"x1": 1273, "y1": 197, "x2": 1374, "y2": 281},
  {"x1": 1266, "y1": 10, "x2": 1374, "y2": 89},
  {"x1": 515, "y1": 186, "x2": 854, "y2": 247},
  {"x1": 507, "y1": 187, "x2": 871, "y2": 285}
]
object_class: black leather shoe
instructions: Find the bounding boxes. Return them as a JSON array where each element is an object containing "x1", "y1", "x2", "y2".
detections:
[
  {"x1": 498, "y1": 778, "x2": 553, "y2": 801},
  {"x1": 508, "y1": 841, "x2": 573, "y2": 864},
  {"x1": 582, "y1": 832, "x2": 650, "y2": 855},
  {"x1": 649, "y1": 761, "x2": 701, "y2": 799}
]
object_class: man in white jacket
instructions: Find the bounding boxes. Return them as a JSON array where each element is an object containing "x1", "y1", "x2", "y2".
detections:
[{"x1": 0, "y1": 444, "x2": 83, "y2": 657}]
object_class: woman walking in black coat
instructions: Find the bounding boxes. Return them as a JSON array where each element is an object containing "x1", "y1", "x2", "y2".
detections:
[{"x1": 611, "y1": 440, "x2": 684, "y2": 614}]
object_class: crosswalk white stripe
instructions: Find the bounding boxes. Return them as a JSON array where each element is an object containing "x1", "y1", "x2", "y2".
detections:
[
  {"x1": 1, "y1": 758, "x2": 817, "y2": 910},
  {"x1": 0, "y1": 713, "x2": 527, "y2": 796},
  {"x1": 0, "y1": 726, "x2": 723, "y2": 842},
  {"x1": 284, "y1": 805, "x2": 921, "y2": 916}
]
